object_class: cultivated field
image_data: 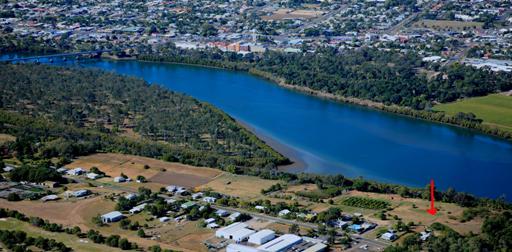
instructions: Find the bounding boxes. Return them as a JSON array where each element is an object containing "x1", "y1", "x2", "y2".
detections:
[
  {"x1": 69, "y1": 153, "x2": 222, "y2": 188},
  {"x1": 412, "y1": 19, "x2": 483, "y2": 31},
  {"x1": 434, "y1": 94, "x2": 512, "y2": 132}
]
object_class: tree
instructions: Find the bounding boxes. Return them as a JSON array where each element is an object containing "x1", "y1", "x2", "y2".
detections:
[
  {"x1": 7, "y1": 193, "x2": 21, "y2": 201},
  {"x1": 118, "y1": 238, "x2": 131, "y2": 250},
  {"x1": 137, "y1": 229, "x2": 145, "y2": 238},
  {"x1": 289, "y1": 224, "x2": 300, "y2": 234},
  {"x1": 92, "y1": 214, "x2": 104, "y2": 227},
  {"x1": 136, "y1": 175, "x2": 147, "y2": 183}
]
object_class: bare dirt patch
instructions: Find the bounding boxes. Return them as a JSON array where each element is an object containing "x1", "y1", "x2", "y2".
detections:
[
  {"x1": 199, "y1": 173, "x2": 282, "y2": 200},
  {"x1": 0, "y1": 133, "x2": 15, "y2": 143},
  {"x1": 68, "y1": 153, "x2": 221, "y2": 188}
]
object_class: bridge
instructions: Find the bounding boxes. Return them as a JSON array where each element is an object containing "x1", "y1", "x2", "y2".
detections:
[{"x1": 0, "y1": 49, "x2": 113, "y2": 63}]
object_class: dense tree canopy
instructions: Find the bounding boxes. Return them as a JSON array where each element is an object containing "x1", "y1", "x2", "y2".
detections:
[{"x1": 0, "y1": 64, "x2": 288, "y2": 169}]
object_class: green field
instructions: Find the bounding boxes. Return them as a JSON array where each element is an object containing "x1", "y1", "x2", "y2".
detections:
[{"x1": 434, "y1": 94, "x2": 512, "y2": 132}]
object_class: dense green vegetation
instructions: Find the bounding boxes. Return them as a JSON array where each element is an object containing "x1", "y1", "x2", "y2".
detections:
[
  {"x1": 385, "y1": 211, "x2": 512, "y2": 252},
  {"x1": 0, "y1": 64, "x2": 288, "y2": 169},
  {"x1": 139, "y1": 45, "x2": 512, "y2": 140},
  {"x1": 341, "y1": 196, "x2": 390, "y2": 210}
]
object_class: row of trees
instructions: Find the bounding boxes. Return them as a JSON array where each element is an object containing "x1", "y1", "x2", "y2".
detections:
[{"x1": 0, "y1": 229, "x2": 70, "y2": 252}]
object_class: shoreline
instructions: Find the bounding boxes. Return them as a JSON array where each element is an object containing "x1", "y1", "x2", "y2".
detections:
[{"x1": 235, "y1": 120, "x2": 307, "y2": 172}]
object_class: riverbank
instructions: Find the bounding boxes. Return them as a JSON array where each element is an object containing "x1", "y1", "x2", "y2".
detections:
[
  {"x1": 133, "y1": 54, "x2": 512, "y2": 142},
  {"x1": 246, "y1": 68, "x2": 512, "y2": 142}
]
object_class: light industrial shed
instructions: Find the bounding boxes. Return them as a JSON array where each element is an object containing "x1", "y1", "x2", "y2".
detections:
[
  {"x1": 248, "y1": 229, "x2": 275, "y2": 245},
  {"x1": 215, "y1": 222, "x2": 255, "y2": 242}
]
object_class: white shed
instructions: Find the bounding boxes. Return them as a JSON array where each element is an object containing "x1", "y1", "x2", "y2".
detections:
[{"x1": 248, "y1": 229, "x2": 275, "y2": 245}]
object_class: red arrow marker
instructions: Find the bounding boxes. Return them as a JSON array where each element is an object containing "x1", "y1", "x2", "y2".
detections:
[{"x1": 426, "y1": 179, "x2": 437, "y2": 216}]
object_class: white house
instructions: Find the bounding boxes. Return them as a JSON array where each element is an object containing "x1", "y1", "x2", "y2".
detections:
[
  {"x1": 191, "y1": 192, "x2": 203, "y2": 199},
  {"x1": 420, "y1": 231, "x2": 431, "y2": 241},
  {"x1": 101, "y1": 211, "x2": 124, "y2": 223},
  {"x1": 165, "y1": 185, "x2": 177, "y2": 192},
  {"x1": 56, "y1": 167, "x2": 68, "y2": 173},
  {"x1": 86, "y1": 172, "x2": 100, "y2": 180},
  {"x1": 381, "y1": 232, "x2": 397, "y2": 241},
  {"x1": 255, "y1": 205, "x2": 265, "y2": 211},
  {"x1": 278, "y1": 209, "x2": 291, "y2": 216},
  {"x1": 205, "y1": 218, "x2": 216, "y2": 224},
  {"x1": 41, "y1": 195, "x2": 59, "y2": 202},
  {"x1": 207, "y1": 223, "x2": 220, "y2": 229},
  {"x1": 216, "y1": 209, "x2": 229, "y2": 217},
  {"x1": 203, "y1": 196, "x2": 216, "y2": 203},
  {"x1": 3, "y1": 165, "x2": 14, "y2": 172},
  {"x1": 67, "y1": 167, "x2": 85, "y2": 176},
  {"x1": 124, "y1": 193, "x2": 137, "y2": 200},
  {"x1": 69, "y1": 189, "x2": 90, "y2": 198},
  {"x1": 129, "y1": 203, "x2": 147, "y2": 214},
  {"x1": 114, "y1": 176, "x2": 126, "y2": 183},
  {"x1": 228, "y1": 212, "x2": 241, "y2": 221},
  {"x1": 248, "y1": 229, "x2": 275, "y2": 245}
]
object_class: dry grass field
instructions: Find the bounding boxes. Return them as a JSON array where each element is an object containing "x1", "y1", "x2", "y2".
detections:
[
  {"x1": 0, "y1": 133, "x2": 15, "y2": 143},
  {"x1": 262, "y1": 8, "x2": 324, "y2": 21},
  {"x1": 412, "y1": 19, "x2": 483, "y2": 31},
  {"x1": 199, "y1": 173, "x2": 282, "y2": 200},
  {"x1": 68, "y1": 153, "x2": 222, "y2": 188},
  {"x1": 151, "y1": 221, "x2": 213, "y2": 252},
  {"x1": 338, "y1": 191, "x2": 482, "y2": 234}
]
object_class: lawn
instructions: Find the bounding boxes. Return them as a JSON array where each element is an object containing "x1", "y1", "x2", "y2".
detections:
[{"x1": 434, "y1": 94, "x2": 512, "y2": 132}]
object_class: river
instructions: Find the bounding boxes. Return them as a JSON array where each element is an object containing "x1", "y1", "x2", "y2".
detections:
[{"x1": 4, "y1": 55, "x2": 512, "y2": 199}]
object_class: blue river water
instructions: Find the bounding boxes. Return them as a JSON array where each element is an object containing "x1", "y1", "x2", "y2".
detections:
[{"x1": 3, "y1": 56, "x2": 512, "y2": 199}]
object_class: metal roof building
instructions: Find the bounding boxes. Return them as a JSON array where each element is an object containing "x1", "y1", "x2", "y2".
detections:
[
  {"x1": 257, "y1": 234, "x2": 302, "y2": 252},
  {"x1": 248, "y1": 229, "x2": 275, "y2": 245}
]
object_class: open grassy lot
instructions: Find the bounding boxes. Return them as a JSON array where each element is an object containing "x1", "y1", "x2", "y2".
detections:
[
  {"x1": 412, "y1": 19, "x2": 483, "y2": 31},
  {"x1": 198, "y1": 173, "x2": 282, "y2": 200},
  {"x1": 0, "y1": 133, "x2": 15, "y2": 143},
  {"x1": 69, "y1": 153, "x2": 222, "y2": 188},
  {"x1": 0, "y1": 218, "x2": 122, "y2": 252},
  {"x1": 150, "y1": 220, "x2": 213, "y2": 252},
  {"x1": 434, "y1": 94, "x2": 512, "y2": 132},
  {"x1": 336, "y1": 191, "x2": 482, "y2": 235}
]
